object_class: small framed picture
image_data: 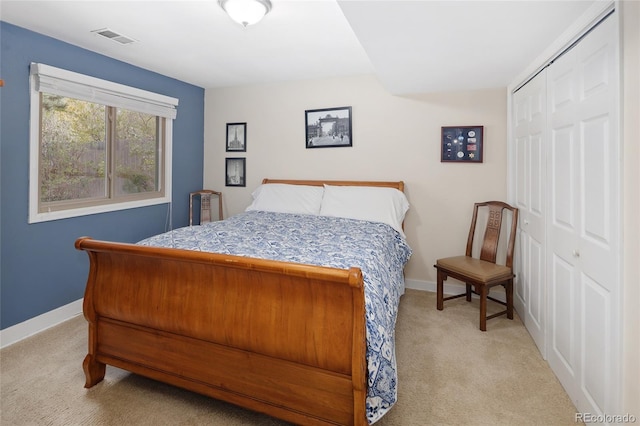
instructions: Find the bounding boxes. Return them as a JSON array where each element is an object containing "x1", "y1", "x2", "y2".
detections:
[
  {"x1": 305, "y1": 106, "x2": 352, "y2": 148},
  {"x1": 441, "y1": 126, "x2": 484, "y2": 163},
  {"x1": 226, "y1": 122, "x2": 246, "y2": 152},
  {"x1": 225, "y1": 158, "x2": 246, "y2": 187}
]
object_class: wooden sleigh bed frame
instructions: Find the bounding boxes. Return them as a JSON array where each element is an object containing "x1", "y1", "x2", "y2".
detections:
[{"x1": 76, "y1": 179, "x2": 405, "y2": 426}]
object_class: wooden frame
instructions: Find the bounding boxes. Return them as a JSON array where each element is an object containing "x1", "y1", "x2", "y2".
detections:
[
  {"x1": 441, "y1": 125, "x2": 483, "y2": 162},
  {"x1": 226, "y1": 122, "x2": 246, "y2": 152},
  {"x1": 76, "y1": 179, "x2": 405, "y2": 426},
  {"x1": 305, "y1": 106, "x2": 352, "y2": 148},
  {"x1": 225, "y1": 157, "x2": 246, "y2": 187}
]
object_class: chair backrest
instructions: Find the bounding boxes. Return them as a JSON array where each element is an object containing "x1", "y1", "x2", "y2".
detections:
[
  {"x1": 465, "y1": 201, "x2": 519, "y2": 268},
  {"x1": 189, "y1": 190, "x2": 223, "y2": 226}
]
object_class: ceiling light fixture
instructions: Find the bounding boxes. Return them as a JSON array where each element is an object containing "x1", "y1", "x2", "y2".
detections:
[{"x1": 219, "y1": 0, "x2": 272, "y2": 27}]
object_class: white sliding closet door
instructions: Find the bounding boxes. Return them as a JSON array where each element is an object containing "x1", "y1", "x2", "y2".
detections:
[
  {"x1": 511, "y1": 10, "x2": 621, "y2": 418},
  {"x1": 546, "y1": 14, "x2": 620, "y2": 415},
  {"x1": 513, "y1": 71, "x2": 547, "y2": 355}
]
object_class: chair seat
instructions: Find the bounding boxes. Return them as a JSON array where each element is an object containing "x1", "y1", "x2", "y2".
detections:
[{"x1": 436, "y1": 256, "x2": 513, "y2": 283}]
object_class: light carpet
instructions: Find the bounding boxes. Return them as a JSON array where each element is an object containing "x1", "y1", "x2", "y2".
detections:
[{"x1": 0, "y1": 289, "x2": 578, "y2": 425}]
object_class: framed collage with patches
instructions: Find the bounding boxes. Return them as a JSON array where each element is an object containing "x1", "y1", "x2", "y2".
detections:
[{"x1": 441, "y1": 126, "x2": 483, "y2": 163}]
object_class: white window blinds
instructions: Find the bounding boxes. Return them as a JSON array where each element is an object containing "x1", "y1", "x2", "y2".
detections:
[{"x1": 30, "y1": 62, "x2": 179, "y2": 119}]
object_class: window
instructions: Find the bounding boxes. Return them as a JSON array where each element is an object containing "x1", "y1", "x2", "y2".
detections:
[{"x1": 29, "y1": 63, "x2": 178, "y2": 223}]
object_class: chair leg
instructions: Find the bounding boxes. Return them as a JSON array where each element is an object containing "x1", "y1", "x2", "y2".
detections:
[
  {"x1": 465, "y1": 283, "x2": 472, "y2": 302},
  {"x1": 479, "y1": 286, "x2": 488, "y2": 331},
  {"x1": 436, "y1": 269, "x2": 445, "y2": 310},
  {"x1": 506, "y1": 279, "x2": 514, "y2": 320}
]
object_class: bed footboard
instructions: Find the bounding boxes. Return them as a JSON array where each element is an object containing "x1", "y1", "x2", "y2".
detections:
[{"x1": 76, "y1": 237, "x2": 368, "y2": 426}]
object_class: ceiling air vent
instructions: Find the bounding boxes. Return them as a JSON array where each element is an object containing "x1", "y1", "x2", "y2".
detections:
[{"x1": 91, "y1": 28, "x2": 136, "y2": 45}]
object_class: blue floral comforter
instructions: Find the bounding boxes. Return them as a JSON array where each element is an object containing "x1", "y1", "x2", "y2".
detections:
[{"x1": 138, "y1": 210, "x2": 412, "y2": 423}]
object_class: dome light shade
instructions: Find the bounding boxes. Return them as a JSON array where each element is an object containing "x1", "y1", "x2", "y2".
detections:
[{"x1": 219, "y1": 0, "x2": 272, "y2": 27}]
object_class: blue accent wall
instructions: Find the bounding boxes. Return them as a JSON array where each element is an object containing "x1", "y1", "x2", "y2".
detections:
[{"x1": 0, "y1": 22, "x2": 205, "y2": 329}]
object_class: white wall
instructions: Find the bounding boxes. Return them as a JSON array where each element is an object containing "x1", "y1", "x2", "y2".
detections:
[
  {"x1": 202, "y1": 5, "x2": 639, "y2": 411},
  {"x1": 203, "y1": 75, "x2": 507, "y2": 283},
  {"x1": 621, "y1": 0, "x2": 640, "y2": 416}
]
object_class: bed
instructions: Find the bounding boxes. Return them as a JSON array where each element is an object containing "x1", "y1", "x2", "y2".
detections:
[{"x1": 76, "y1": 179, "x2": 412, "y2": 425}]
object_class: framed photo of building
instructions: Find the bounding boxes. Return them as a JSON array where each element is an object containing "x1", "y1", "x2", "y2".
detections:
[
  {"x1": 226, "y1": 122, "x2": 246, "y2": 152},
  {"x1": 441, "y1": 126, "x2": 484, "y2": 163},
  {"x1": 305, "y1": 106, "x2": 352, "y2": 148},
  {"x1": 225, "y1": 157, "x2": 246, "y2": 187}
]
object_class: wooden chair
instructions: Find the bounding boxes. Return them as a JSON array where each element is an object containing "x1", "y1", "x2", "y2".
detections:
[
  {"x1": 434, "y1": 201, "x2": 519, "y2": 331},
  {"x1": 189, "y1": 190, "x2": 223, "y2": 226}
]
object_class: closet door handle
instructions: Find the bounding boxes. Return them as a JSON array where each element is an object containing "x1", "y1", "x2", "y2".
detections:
[{"x1": 572, "y1": 250, "x2": 580, "y2": 258}]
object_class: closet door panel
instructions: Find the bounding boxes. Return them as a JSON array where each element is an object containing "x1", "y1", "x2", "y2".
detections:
[
  {"x1": 515, "y1": 135, "x2": 528, "y2": 208},
  {"x1": 513, "y1": 71, "x2": 546, "y2": 353},
  {"x1": 530, "y1": 133, "x2": 544, "y2": 216},
  {"x1": 581, "y1": 115, "x2": 615, "y2": 290},
  {"x1": 582, "y1": 117, "x2": 609, "y2": 242},
  {"x1": 528, "y1": 238, "x2": 544, "y2": 330},
  {"x1": 548, "y1": 43, "x2": 588, "y2": 415},
  {"x1": 514, "y1": 124, "x2": 528, "y2": 307},
  {"x1": 546, "y1": 14, "x2": 619, "y2": 415},
  {"x1": 550, "y1": 125, "x2": 577, "y2": 232},
  {"x1": 510, "y1": 9, "x2": 620, "y2": 418},
  {"x1": 576, "y1": 17, "x2": 618, "y2": 415},
  {"x1": 550, "y1": 254, "x2": 576, "y2": 374},
  {"x1": 582, "y1": 273, "x2": 610, "y2": 410}
]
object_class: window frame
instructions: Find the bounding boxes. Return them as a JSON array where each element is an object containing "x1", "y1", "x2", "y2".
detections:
[{"x1": 28, "y1": 63, "x2": 177, "y2": 223}]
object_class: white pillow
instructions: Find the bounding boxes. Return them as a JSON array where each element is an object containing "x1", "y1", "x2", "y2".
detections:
[
  {"x1": 319, "y1": 185, "x2": 410, "y2": 236},
  {"x1": 245, "y1": 183, "x2": 324, "y2": 215}
]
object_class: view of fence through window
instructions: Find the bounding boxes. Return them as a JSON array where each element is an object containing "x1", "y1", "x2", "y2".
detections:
[
  {"x1": 40, "y1": 94, "x2": 159, "y2": 206},
  {"x1": 114, "y1": 107, "x2": 159, "y2": 196}
]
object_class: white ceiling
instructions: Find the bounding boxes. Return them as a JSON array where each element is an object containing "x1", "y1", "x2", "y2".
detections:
[{"x1": 0, "y1": 0, "x2": 597, "y2": 94}]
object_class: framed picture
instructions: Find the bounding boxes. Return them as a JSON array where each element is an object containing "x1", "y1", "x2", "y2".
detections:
[
  {"x1": 225, "y1": 157, "x2": 246, "y2": 187},
  {"x1": 226, "y1": 122, "x2": 246, "y2": 152},
  {"x1": 305, "y1": 106, "x2": 352, "y2": 148},
  {"x1": 441, "y1": 126, "x2": 484, "y2": 163}
]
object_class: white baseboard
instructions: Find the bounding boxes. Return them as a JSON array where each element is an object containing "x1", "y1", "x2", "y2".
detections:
[
  {"x1": 404, "y1": 278, "x2": 434, "y2": 292},
  {"x1": 0, "y1": 279, "x2": 505, "y2": 349},
  {"x1": 0, "y1": 298, "x2": 83, "y2": 349},
  {"x1": 405, "y1": 277, "x2": 466, "y2": 294},
  {"x1": 404, "y1": 278, "x2": 506, "y2": 302}
]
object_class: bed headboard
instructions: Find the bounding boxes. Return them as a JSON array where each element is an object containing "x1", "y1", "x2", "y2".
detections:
[{"x1": 261, "y1": 179, "x2": 405, "y2": 193}]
